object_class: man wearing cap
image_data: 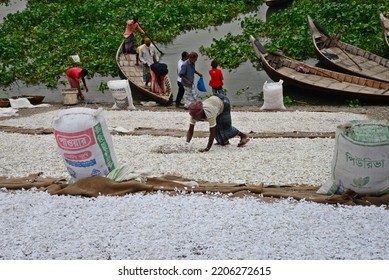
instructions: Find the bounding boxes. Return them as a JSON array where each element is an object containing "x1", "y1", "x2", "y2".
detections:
[
  {"x1": 139, "y1": 38, "x2": 159, "y2": 86},
  {"x1": 186, "y1": 93, "x2": 249, "y2": 152}
]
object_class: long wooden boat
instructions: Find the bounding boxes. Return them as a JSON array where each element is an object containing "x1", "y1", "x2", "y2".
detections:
[
  {"x1": 306, "y1": 15, "x2": 389, "y2": 84},
  {"x1": 250, "y1": 35, "x2": 389, "y2": 101},
  {"x1": 116, "y1": 40, "x2": 172, "y2": 105},
  {"x1": 380, "y1": 13, "x2": 389, "y2": 49},
  {"x1": 265, "y1": 0, "x2": 292, "y2": 7}
]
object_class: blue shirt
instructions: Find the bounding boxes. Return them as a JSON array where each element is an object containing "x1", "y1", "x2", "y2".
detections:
[{"x1": 179, "y1": 59, "x2": 196, "y2": 88}]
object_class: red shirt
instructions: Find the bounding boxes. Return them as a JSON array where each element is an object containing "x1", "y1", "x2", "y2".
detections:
[
  {"x1": 66, "y1": 67, "x2": 82, "y2": 82},
  {"x1": 209, "y1": 68, "x2": 223, "y2": 88}
]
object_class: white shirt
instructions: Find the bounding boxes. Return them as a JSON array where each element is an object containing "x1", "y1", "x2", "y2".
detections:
[
  {"x1": 139, "y1": 44, "x2": 159, "y2": 66},
  {"x1": 177, "y1": 59, "x2": 184, "y2": 83}
]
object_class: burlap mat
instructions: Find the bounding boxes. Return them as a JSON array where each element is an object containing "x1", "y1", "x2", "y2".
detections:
[
  {"x1": 0, "y1": 125, "x2": 334, "y2": 139},
  {"x1": 1, "y1": 173, "x2": 388, "y2": 207}
]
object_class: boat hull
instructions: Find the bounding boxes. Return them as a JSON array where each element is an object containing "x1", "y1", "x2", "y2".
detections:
[
  {"x1": 250, "y1": 35, "x2": 389, "y2": 102},
  {"x1": 265, "y1": 0, "x2": 292, "y2": 7},
  {"x1": 380, "y1": 13, "x2": 389, "y2": 49},
  {"x1": 116, "y1": 41, "x2": 172, "y2": 105},
  {"x1": 307, "y1": 15, "x2": 389, "y2": 84}
]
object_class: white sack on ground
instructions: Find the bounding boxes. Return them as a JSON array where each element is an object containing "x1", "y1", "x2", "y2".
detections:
[
  {"x1": 51, "y1": 107, "x2": 118, "y2": 182},
  {"x1": 108, "y1": 79, "x2": 136, "y2": 110},
  {"x1": 319, "y1": 119, "x2": 389, "y2": 195},
  {"x1": 261, "y1": 80, "x2": 286, "y2": 110}
]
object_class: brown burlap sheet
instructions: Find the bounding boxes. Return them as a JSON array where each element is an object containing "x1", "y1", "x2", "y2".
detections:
[
  {"x1": 1, "y1": 173, "x2": 388, "y2": 207},
  {"x1": 0, "y1": 125, "x2": 334, "y2": 139}
]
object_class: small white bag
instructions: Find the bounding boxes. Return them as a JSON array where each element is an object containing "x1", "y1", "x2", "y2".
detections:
[
  {"x1": 261, "y1": 80, "x2": 286, "y2": 110},
  {"x1": 107, "y1": 79, "x2": 136, "y2": 110}
]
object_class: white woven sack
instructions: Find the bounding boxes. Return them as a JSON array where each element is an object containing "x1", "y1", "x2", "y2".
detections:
[
  {"x1": 318, "y1": 120, "x2": 389, "y2": 195},
  {"x1": 108, "y1": 79, "x2": 136, "y2": 110},
  {"x1": 261, "y1": 79, "x2": 286, "y2": 110},
  {"x1": 52, "y1": 107, "x2": 118, "y2": 182}
]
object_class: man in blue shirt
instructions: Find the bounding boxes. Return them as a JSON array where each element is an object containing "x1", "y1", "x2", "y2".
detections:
[{"x1": 179, "y1": 52, "x2": 203, "y2": 109}]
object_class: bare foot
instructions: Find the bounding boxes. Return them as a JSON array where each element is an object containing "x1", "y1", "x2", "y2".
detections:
[
  {"x1": 238, "y1": 137, "x2": 249, "y2": 147},
  {"x1": 78, "y1": 94, "x2": 85, "y2": 101}
]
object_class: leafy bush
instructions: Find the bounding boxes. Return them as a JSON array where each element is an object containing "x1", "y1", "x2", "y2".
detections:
[
  {"x1": 0, "y1": 0, "x2": 263, "y2": 87},
  {"x1": 1, "y1": 0, "x2": 388, "y2": 88}
]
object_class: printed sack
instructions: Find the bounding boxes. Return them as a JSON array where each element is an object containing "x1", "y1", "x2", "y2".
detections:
[
  {"x1": 108, "y1": 79, "x2": 136, "y2": 110},
  {"x1": 318, "y1": 120, "x2": 389, "y2": 195},
  {"x1": 52, "y1": 107, "x2": 118, "y2": 182}
]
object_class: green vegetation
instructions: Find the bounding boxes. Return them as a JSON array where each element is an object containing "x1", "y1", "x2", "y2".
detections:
[
  {"x1": 0, "y1": 0, "x2": 388, "y2": 90},
  {"x1": 283, "y1": 95, "x2": 293, "y2": 106},
  {"x1": 346, "y1": 99, "x2": 361, "y2": 108},
  {"x1": 0, "y1": 0, "x2": 262, "y2": 87}
]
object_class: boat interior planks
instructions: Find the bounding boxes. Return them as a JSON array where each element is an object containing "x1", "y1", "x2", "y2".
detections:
[
  {"x1": 116, "y1": 40, "x2": 172, "y2": 105},
  {"x1": 250, "y1": 35, "x2": 389, "y2": 101},
  {"x1": 307, "y1": 15, "x2": 389, "y2": 84}
]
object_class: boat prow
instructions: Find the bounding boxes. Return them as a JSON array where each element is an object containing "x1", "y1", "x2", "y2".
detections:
[
  {"x1": 250, "y1": 35, "x2": 389, "y2": 102},
  {"x1": 306, "y1": 15, "x2": 389, "y2": 84},
  {"x1": 380, "y1": 13, "x2": 389, "y2": 49}
]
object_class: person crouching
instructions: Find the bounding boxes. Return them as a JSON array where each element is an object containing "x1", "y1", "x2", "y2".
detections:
[{"x1": 186, "y1": 93, "x2": 249, "y2": 152}]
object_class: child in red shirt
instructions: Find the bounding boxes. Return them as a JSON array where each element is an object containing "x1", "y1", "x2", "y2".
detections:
[{"x1": 209, "y1": 60, "x2": 224, "y2": 94}]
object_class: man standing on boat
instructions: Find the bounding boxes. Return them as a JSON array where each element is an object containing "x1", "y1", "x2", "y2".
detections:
[
  {"x1": 139, "y1": 38, "x2": 159, "y2": 87},
  {"x1": 123, "y1": 16, "x2": 145, "y2": 54},
  {"x1": 179, "y1": 52, "x2": 203, "y2": 109}
]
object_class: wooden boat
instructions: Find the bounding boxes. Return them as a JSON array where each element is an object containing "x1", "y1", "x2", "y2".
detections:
[
  {"x1": 250, "y1": 35, "x2": 389, "y2": 101},
  {"x1": 116, "y1": 40, "x2": 172, "y2": 105},
  {"x1": 0, "y1": 98, "x2": 10, "y2": 108},
  {"x1": 307, "y1": 15, "x2": 389, "y2": 84},
  {"x1": 379, "y1": 13, "x2": 389, "y2": 49},
  {"x1": 265, "y1": 0, "x2": 292, "y2": 7}
]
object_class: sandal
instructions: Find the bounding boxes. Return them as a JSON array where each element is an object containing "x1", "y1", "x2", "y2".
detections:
[{"x1": 238, "y1": 138, "x2": 250, "y2": 147}]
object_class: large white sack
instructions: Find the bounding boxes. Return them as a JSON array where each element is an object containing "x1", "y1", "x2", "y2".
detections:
[
  {"x1": 261, "y1": 80, "x2": 286, "y2": 110},
  {"x1": 107, "y1": 79, "x2": 136, "y2": 110},
  {"x1": 319, "y1": 120, "x2": 389, "y2": 195},
  {"x1": 52, "y1": 107, "x2": 118, "y2": 182}
]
